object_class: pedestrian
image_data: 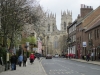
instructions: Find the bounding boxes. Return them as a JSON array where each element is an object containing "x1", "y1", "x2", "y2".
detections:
[
  {"x1": 91, "y1": 52, "x2": 94, "y2": 61},
  {"x1": 10, "y1": 53, "x2": 17, "y2": 70},
  {"x1": 35, "y1": 53, "x2": 40, "y2": 60},
  {"x1": 98, "y1": 53, "x2": 100, "y2": 60},
  {"x1": 29, "y1": 53, "x2": 35, "y2": 64},
  {"x1": 18, "y1": 54, "x2": 23, "y2": 67},
  {"x1": 23, "y1": 54, "x2": 27, "y2": 67},
  {"x1": 86, "y1": 53, "x2": 90, "y2": 61},
  {"x1": 13, "y1": 53, "x2": 17, "y2": 70}
]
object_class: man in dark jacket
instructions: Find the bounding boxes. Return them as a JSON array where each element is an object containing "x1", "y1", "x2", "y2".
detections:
[
  {"x1": 10, "y1": 53, "x2": 17, "y2": 70},
  {"x1": 14, "y1": 54, "x2": 17, "y2": 70}
]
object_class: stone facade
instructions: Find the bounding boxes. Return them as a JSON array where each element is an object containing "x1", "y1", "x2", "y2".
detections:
[{"x1": 43, "y1": 11, "x2": 72, "y2": 56}]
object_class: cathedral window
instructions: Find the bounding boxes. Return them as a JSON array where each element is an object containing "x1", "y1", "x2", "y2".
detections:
[
  {"x1": 64, "y1": 22, "x2": 66, "y2": 30},
  {"x1": 54, "y1": 36, "x2": 58, "y2": 49},
  {"x1": 53, "y1": 24, "x2": 54, "y2": 31},
  {"x1": 48, "y1": 24, "x2": 50, "y2": 31}
]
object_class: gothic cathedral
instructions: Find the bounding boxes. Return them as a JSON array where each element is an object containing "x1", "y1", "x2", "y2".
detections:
[{"x1": 44, "y1": 10, "x2": 72, "y2": 56}]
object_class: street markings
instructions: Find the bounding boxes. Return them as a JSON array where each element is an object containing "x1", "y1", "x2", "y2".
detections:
[
  {"x1": 76, "y1": 64, "x2": 85, "y2": 67},
  {"x1": 90, "y1": 67, "x2": 100, "y2": 70},
  {"x1": 57, "y1": 72, "x2": 60, "y2": 74},
  {"x1": 43, "y1": 63, "x2": 55, "y2": 65},
  {"x1": 81, "y1": 73, "x2": 85, "y2": 75},
  {"x1": 48, "y1": 69, "x2": 76, "y2": 75}
]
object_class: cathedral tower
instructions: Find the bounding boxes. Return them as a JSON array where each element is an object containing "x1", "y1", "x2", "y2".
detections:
[
  {"x1": 61, "y1": 10, "x2": 72, "y2": 31},
  {"x1": 45, "y1": 13, "x2": 56, "y2": 33}
]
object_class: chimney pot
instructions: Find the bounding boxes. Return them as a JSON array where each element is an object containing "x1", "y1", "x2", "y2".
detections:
[
  {"x1": 84, "y1": 5, "x2": 85, "y2": 8},
  {"x1": 87, "y1": 6, "x2": 88, "y2": 8}
]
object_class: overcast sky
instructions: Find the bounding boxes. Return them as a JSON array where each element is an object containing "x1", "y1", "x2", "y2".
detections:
[{"x1": 39, "y1": 0, "x2": 100, "y2": 30}]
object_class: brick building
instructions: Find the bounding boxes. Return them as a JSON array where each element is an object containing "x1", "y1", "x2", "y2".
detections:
[
  {"x1": 85, "y1": 19, "x2": 100, "y2": 60},
  {"x1": 67, "y1": 4, "x2": 93, "y2": 58},
  {"x1": 76, "y1": 5, "x2": 100, "y2": 60}
]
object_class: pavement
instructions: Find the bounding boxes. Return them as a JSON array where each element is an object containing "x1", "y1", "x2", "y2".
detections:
[
  {"x1": 0, "y1": 57, "x2": 100, "y2": 75},
  {"x1": 0, "y1": 58, "x2": 47, "y2": 75},
  {"x1": 70, "y1": 58, "x2": 100, "y2": 65},
  {"x1": 0, "y1": 65, "x2": 5, "y2": 73}
]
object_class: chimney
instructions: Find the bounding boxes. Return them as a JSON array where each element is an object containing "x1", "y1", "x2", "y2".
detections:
[{"x1": 80, "y1": 4, "x2": 93, "y2": 18}]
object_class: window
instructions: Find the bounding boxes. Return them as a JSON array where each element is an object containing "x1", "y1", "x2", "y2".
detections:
[
  {"x1": 98, "y1": 29, "x2": 100, "y2": 38},
  {"x1": 54, "y1": 36, "x2": 58, "y2": 49},
  {"x1": 88, "y1": 32, "x2": 92, "y2": 40},
  {"x1": 73, "y1": 35, "x2": 76, "y2": 42},
  {"x1": 48, "y1": 24, "x2": 50, "y2": 31},
  {"x1": 53, "y1": 24, "x2": 54, "y2": 31},
  {"x1": 94, "y1": 30, "x2": 96, "y2": 40},
  {"x1": 80, "y1": 36, "x2": 81, "y2": 43},
  {"x1": 77, "y1": 37, "x2": 79, "y2": 44},
  {"x1": 89, "y1": 33, "x2": 90, "y2": 40},
  {"x1": 64, "y1": 22, "x2": 66, "y2": 30},
  {"x1": 97, "y1": 29, "x2": 99, "y2": 39}
]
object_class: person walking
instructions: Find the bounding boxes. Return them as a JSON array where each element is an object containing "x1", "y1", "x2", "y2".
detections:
[
  {"x1": 35, "y1": 53, "x2": 40, "y2": 60},
  {"x1": 18, "y1": 54, "x2": 23, "y2": 67},
  {"x1": 29, "y1": 53, "x2": 35, "y2": 64},
  {"x1": 98, "y1": 53, "x2": 100, "y2": 60},
  {"x1": 23, "y1": 54, "x2": 27, "y2": 67},
  {"x1": 10, "y1": 53, "x2": 17, "y2": 70},
  {"x1": 86, "y1": 53, "x2": 90, "y2": 62},
  {"x1": 13, "y1": 54, "x2": 17, "y2": 70},
  {"x1": 91, "y1": 52, "x2": 94, "y2": 61}
]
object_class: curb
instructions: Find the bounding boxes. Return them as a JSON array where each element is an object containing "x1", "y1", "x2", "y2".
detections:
[
  {"x1": 40, "y1": 60, "x2": 47, "y2": 75},
  {"x1": 70, "y1": 59, "x2": 100, "y2": 66}
]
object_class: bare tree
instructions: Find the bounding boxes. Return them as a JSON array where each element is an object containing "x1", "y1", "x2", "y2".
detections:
[{"x1": 0, "y1": 0, "x2": 46, "y2": 49}]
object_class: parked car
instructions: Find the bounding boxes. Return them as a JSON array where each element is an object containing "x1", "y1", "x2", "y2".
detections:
[
  {"x1": 55, "y1": 54, "x2": 59, "y2": 58},
  {"x1": 46, "y1": 54, "x2": 52, "y2": 59}
]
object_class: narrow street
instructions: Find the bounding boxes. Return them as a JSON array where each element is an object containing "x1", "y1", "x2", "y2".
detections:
[{"x1": 41, "y1": 58, "x2": 100, "y2": 75}]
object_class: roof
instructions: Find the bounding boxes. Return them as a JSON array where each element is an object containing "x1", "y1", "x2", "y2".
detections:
[
  {"x1": 76, "y1": 6, "x2": 100, "y2": 26},
  {"x1": 85, "y1": 19, "x2": 100, "y2": 32}
]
